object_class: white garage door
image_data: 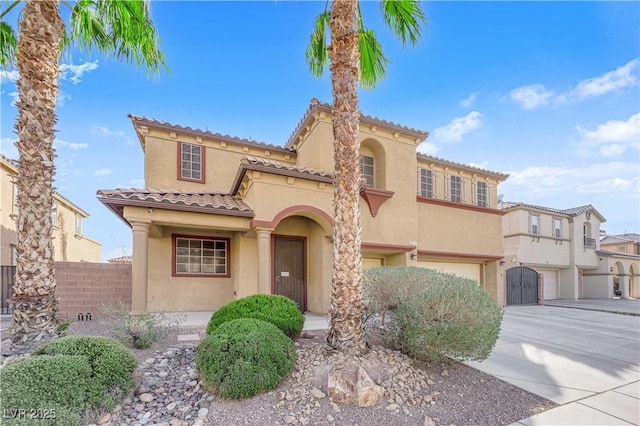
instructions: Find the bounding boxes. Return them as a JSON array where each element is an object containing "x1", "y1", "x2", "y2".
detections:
[
  {"x1": 539, "y1": 269, "x2": 559, "y2": 300},
  {"x1": 363, "y1": 258, "x2": 383, "y2": 269},
  {"x1": 416, "y1": 261, "x2": 481, "y2": 283}
]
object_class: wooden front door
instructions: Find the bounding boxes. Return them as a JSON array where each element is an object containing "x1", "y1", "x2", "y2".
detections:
[{"x1": 273, "y1": 237, "x2": 305, "y2": 310}]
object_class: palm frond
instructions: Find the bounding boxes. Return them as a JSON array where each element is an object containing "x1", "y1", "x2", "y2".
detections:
[
  {"x1": 380, "y1": 0, "x2": 427, "y2": 46},
  {"x1": 0, "y1": 21, "x2": 16, "y2": 68},
  {"x1": 67, "y1": 0, "x2": 166, "y2": 75},
  {"x1": 305, "y1": 10, "x2": 330, "y2": 78},
  {"x1": 358, "y1": 28, "x2": 388, "y2": 89}
]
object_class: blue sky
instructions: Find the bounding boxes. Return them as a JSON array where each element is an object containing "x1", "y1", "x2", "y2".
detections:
[{"x1": 1, "y1": 1, "x2": 639, "y2": 261}]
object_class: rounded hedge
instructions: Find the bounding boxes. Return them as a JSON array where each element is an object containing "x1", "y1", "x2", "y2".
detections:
[
  {"x1": 32, "y1": 336, "x2": 137, "y2": 409},
  {"x1": 197, "y1": 318, "x2": 297, "y2": 399},
  {"x1": 206, "y1": 294, "x2": 304, "y2": 337}
]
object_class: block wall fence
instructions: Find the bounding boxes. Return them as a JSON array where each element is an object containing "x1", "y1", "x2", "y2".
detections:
[{"x1": 55, "y1": 262, "x2": 132, "y2": 321}]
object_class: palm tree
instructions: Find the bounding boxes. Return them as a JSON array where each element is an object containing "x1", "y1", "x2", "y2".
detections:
[
  {"x1": 1, "y1": 0, "x2": 165, "y2": 352},
  {"x1": 306, "y1": 0, "x2": 426, "y2": 352}
]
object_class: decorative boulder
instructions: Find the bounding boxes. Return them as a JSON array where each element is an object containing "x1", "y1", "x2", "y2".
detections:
[{"x1": 327, "y1": 359, "x2": 384, "y2": 407}]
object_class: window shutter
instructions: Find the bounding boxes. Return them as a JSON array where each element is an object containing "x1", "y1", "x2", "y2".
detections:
[
  {"x1": 487, "y1": 184, "x2": 492, "y2": 207},
  {"x1": 445, "y1": 174, "x2": 450, "y2": 200},
  {"x1": 528, "y1": 214, "x2": 532, "y2": 234},
  {"x1": 417, "y1": 168, "x2": 421, "y2": 196},
  {"x1": 461, "y1": 178, "x2": 466, "y2": 203},
  {"x1": 472, "y1": 180, "x2": 477, "y2": 204},
  {"x1": 433, "y1": 172, "x2": 437, "y2": 197}
]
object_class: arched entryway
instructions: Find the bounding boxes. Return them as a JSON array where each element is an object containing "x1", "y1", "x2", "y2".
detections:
[
  {"x1": 629, "y1": 263, "x2": 638, "y2": 298},
  {"x1": 613, "y1": 262, "x2": 625, "y2": 297},
  {"x1": 506, "y1": 266, "x2": 539, "y2": 305}
]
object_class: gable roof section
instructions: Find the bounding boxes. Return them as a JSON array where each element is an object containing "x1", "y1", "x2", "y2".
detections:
[
  {"x1": 601, "y1": 233, "x2": 640, "y2": 245},
  {"x1": 285, "y1": 98, "x2": 429, "y2": 148},
  {"x1": 500, "y1": 201, "x2": 607, "y2": 222},
  {"x1": 416, "y1": 153, "x2": 509, "y2": 180},
  {"x1": 596, "y1": 249, "x2": 640, "y2": 260},
  {"x1": 230, "y1": 156, "x2": 333, "y2": 195},
  {"x1": 1, "y1": 154, "x2": 90, "y2": 217},
  {"x1": 128, "y1": 114, "x2": 294, "y2": 154},
  {"x1": 97, "y1": 188, "x2": 254, "y2": 225}
]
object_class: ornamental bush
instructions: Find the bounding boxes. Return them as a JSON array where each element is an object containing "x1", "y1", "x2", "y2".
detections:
[
  {"x1": 197, "y1": 318, "x2": 297, "y2": 399},
  {"x1": 206, "y1": 294, "x2": 304, "y2": 338},
  {"x1": 32, "y1": 336, "x2": 137, "y2": 409},
  {"x1": 0, "y1": 355, "x2": 87, "y2": 426},
  {"x1": 363, "y1": 266, "x2": 503, "y2": 363}
]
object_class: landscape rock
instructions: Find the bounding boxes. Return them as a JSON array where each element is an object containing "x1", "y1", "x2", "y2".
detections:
[{"x1": 327, "y1": 359, "x2": 384, "y2": 407}]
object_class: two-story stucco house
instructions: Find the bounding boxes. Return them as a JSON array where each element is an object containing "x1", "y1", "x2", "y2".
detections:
[
  {"x1": 599, "y1": 233, "x2": 640, "y2": 298},
  {"x1": 1, "y1": 154, "x2": 101, "y2": 266},
  {"x1": 98, "y1": 99, "x2": 509, "y2": 314},
  {"x1": 500, "y1": 201, "x2": 639, "y2": 301}
]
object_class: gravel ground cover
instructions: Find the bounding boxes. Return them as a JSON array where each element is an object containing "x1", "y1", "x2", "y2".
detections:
[{"x1": 1, "y1": 319, "x2": 556, "y2": 426}]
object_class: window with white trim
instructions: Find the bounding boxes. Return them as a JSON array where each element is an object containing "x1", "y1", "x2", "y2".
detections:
[
  {"x1": 417, "y1": 168, "x2": 435, "y2": 198},
  {"x1": 174, "y1": 236, "x2": 229, "y2": 276},
  {"x1": 51, "y1": 202, "x2": 58, "y2": 226},
  {"x1": 360, "y1": 155, "x2": 374, "y2": 187},
  {"x1": 475, "y1": 181, "x2": 488, "y2": 207},
  {"x1": 450, "y1": 175, "x2": 462, "y2": 203},
  {"x1": 552, "y1": 218, "x2": 562, "y2": 238},
  {"x1": 180, "y1": 143, "x2": 204, "y2": 182},
  {"x1": 529, "y1": 214, "x2": 540, "y2": 235},
  {"x1": 75, "y1": 214, "x2": 83, "y2": 236},
  {"x1": 618, "y1": 246, "x2": 627, "y2": 253}
]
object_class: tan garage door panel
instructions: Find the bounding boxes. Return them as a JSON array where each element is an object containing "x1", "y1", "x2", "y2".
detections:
[
  {"x1": 540, "y1": 269, "x2": 558, "y2": 300},
  {"x1": 417, "y1": 262, "x2": 480, "y2": 283},
  {"x1": 363, "y1": 258, "x2": 383, "y2": 269}
]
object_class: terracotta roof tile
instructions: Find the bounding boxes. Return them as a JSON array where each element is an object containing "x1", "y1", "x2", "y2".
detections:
[
  {"x1": 601, "y1": 233, "x2": 640, "y2": 244},
  {"x1": 286, "y1": 98, "x2": 428, "y2": 148},
  {"x1": 97, "y1": 188, "x2": 254, "y2": 223},
  {"x1": 128, "y1": 114, "x2": 294, "y2": 153},
  {"x1": 416, "y1": 153, "x2": 509, "y2": 180},
  {"x1": 500, "y1": 201, "x2": 606, "y2": 222},
  {"x1": 107, "y1": 255, "x2": 132, "y2": 263},
  {"x1": 244, "y1": 156, "x2": 333, "y2": 179}
]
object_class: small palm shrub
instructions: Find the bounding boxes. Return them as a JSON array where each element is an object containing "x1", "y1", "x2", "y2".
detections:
[
  {"x1": 0, "y1": 355, "x2": 88, "y2": 426},
  {"x1": 197, "y1": 318, "x2": 297, "y2": 399},
  {"x1": 32, "y1": 336, "x2": 137, "y2": 409},
  {"x1": 206, "y1": 294, "x2": 304, "y2": 337},
  {"x1": 363, "y1": 266, "x2": 503, "y2": 363}
]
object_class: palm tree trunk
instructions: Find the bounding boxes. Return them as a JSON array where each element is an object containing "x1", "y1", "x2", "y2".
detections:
[
  {"x1": 10, "y1": 0, "x2": 63, "y2": 352},
  {"x1": 326, "y1": 0, "x2": 366, "y2": 353}
]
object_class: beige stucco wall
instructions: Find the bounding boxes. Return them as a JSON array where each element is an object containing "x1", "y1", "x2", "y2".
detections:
[
  {"x1": 1, "y1": 162, "x2": 16, "y2": 265},
  {"x1": 601, "y1": 241, "x2": 639, "y2": 255}
]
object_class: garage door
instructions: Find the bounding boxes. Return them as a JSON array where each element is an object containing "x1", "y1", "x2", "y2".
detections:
[
  {"x1": 416, "y1": 261, "x2": 481, "y2": 283},
  {"x1": 539, "y1": 269, "x2": 558, "y2": 300},
  {"x1": 363, "y1": 258, "x2": 383, "y2": 269}
]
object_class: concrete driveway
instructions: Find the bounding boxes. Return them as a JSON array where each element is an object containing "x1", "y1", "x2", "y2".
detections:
[{"x1": 467, "y1": 305, "x2": 640, "y2": 425}]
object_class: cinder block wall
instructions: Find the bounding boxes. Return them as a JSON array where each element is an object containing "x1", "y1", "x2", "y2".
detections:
[{"x1": 55, "y1": 262, "x2": 131, "y2": 321}]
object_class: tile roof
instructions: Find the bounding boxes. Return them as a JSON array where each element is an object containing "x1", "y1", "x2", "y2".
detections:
[
  {"x1": 601, "y1": 233, "x2": 640, "y2": 244},
  {"x1": 97, "y1": 188, "x2": 254, "y2": 225},
  {"x1": 499, "y1": 201, "x2": 607, "y2": 222},
  {"x1": 107, "y1": 255, "x2": 132, "y2": 263},
  {"x1": 596, "y1": 249, "x2": 640, "y2": 259},
  {"x1": 128, "y1": 114, "x2": 294, "y2": 154},
  {"x1": 231, "y1": 156, "x2": 333, "y2": 195},
  {"x1": 286, "y1": 98, "x2": 429, "y2": 148},
  {"x1": 416, "y1": 153, "x2": 509, "y2": 180}
]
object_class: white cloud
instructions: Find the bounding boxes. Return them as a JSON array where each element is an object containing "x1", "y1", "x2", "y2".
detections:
[
  {"x1": 1, "y1": 137, "x2": 18, "y2": 159},
  {"x1": 60, "y1": 61, "x2": 99, "y2": 84},
  {"x1": 8, "y1": 91, "x2": 19, "y2": 106},
  {"x1": 90, "y1": 125, "x2": 135, "y2": 145},
  {"x1": 54, "y1": 139, "x2": 88, "y2": 150},
  {"x1": 128, "y1": 178, "x2": 145, "y2": 188},
  {"x1": 575, "y1": 113, "x2": 640, "y2": 157},
  {"x1": 510, "y1": 84, "x2": 555, "y2": 110},
  {"x1": 56, "y1": 91, "x2": 72, "y2": 107},
  {"x1": 467, "y1": 161, "x2": 489, "y2": 169},
  {"x1": 93, "y1": 168, "x2": 113, "y2": 177},
  {"x1": 416, "y1": 141, "x2": 440, "y2": 156},
  {"x1": 1, "y1": 70, "x2": 19, "y2": 83},
  {"x1": 503, "y1": 161, "x2": 640, "y2": 197},
  {"x1": 510, "y1": 59, "x2": 639, "y2": 110},
  {"x1": 431, "y1": 111, "x2": 483, "y2": 143},
  {"x1": 570, "y1": 58, "x2": 639, "y2": 101},
  {"x1": 460, "y1": 92, "x2": 478, "y2": 108}
]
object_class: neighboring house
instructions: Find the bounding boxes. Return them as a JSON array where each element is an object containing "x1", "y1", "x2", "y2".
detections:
[
  {"x1": 1, "y1": 154, "x2": 101, "y2": 265},
  {"x1": 600, "y1": 233, "x2": 640, "y2": 255},
  {"x1": 98, "y1": 99, "x2": 509, "y2": 314},
  {"x1": 108, "y1": 255, "x2": 133, "y2": 264},
  {"x1": 500, "y1": 201, "x2": 639, "y2": 301},
  {"x1": 599, "y1": 233, "x2": 640, "y2": 298}
]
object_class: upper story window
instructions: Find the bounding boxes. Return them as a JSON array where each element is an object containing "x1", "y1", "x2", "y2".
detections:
[
  {"x1": 75, "y1": 214, "x2": 83, "y2": 236},
  {"x1": 179, "y1": 142, "x2": 205, "y2": 183},
  {"x1": 583, "y1": 222, "x2": 595, "y2": 249},
  {"x1": 475, "y1": 181, "x2": 488, "y2": 207},
  {"x1": 618, "y1": 246, "x2": 627, "y2": 253},
  {"x1": 417, "y1": 168, "x2": 435, "y2": 198},
  {"x1": 173, "y1": 235, "x2": 229, "y2": 277},
  {"x1": 360, "y1": 155, "x2": 375, "y2": 187},
  {"x1": 552, "y1": 218, "x2": 562, "y2": 238},
  {"x1": 529, "y1": 214, "x2": 540, "y2": 235},
  {"x1": 449, "y1": 175, "x2": 463, "y2": 203},
  {"x1": 51, "y1": 202, "x2": 58, "y2": 226}
]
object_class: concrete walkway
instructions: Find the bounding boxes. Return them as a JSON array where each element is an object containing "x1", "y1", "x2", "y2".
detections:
[
  {"x1": 466, "y1": 305, "x2": 640, "y2": 425},
  {"x1": 545, "y1": 298, "x2": 640, "y2": 316}
]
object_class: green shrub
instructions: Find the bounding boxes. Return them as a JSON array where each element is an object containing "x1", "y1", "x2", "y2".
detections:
[
  {"x1": 32, "y1": 336, "x2": 137, "y2": 409},
  {"x1": 197, "y1": 318, "x2": 297, "y2": 399},
  {"x1": 0, "y1": 355, "x2": 88, "y2": 426},
  {"x1": 206, "y1": 294, "x2": 304, "y2": 337},
  {"x1": 363, "y1": 266, "x2": 503, "y2": 363}
]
